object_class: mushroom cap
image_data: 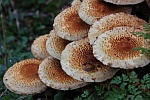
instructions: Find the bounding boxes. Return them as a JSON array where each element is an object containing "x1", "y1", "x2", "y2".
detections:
[
  {"x1": 78, "y1": 0, "x2": 132, "y2": 25},
  {"x1": 103, "y1": 0, "x2": 145, "y2": 5},
  {"x1": 38, "y1": 56, "x2": 88, "y2": 90},
  {"x1": 31, "y1": 34, "x2": 50, "y2": 60},
  {"x1": 88, "y1": 12, "x2": 147, "y2": 45},
  {"x1": 46, "y1": 30, "x2": 70, "y2": 60},
  {"x1": 71, "y1": 0, "x2": 82, "y2": 6},
  {"x1": 61, "y1": 38, "x2": 119, "y2": 82},
  {"x1": 53, "y1": 5, "x2": 90, "y2": 41},
  {"x1": 93, "y1": 26, "x2": 150, "y2": 69},
  {"x1": 3, "y1": 58, "x2": 47, "y2": 94}
]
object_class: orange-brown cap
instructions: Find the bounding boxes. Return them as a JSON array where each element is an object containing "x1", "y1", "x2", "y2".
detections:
[
  {"x1": 93, "y1": 26, "x2": 150, "y2": 69},
  {"x1": 61, "y1": 38, "x2": 119, "y2": 82},
  {"x1": 3, "y1": 58, "x2": 47, "y2": 94},
  {"x1": 38, "y1": 56, "x2": 88, "y2": 90},
  {"x1": 103, "y1": 0, "x2": 144, "y2": 5},
  {"x1": 88, "y1": 12, "x2": 147, "y2": 44},
  {"x1": 31, "y1": 34, "x2": 50, "y2": 59},
  {"x1": 46, "y1": 30, "x2": 70, "y2": 60},
  {"x1": 53, "y1": 5, "x2": 90, "y2": 41},
  {"x1": 78, "y1": 0, "x2": 132, "y2": 25}
]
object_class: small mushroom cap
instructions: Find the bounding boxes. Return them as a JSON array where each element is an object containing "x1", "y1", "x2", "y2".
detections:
[
  {"x1": 53, "y1": 5, "x2": 90, "y2": 41},
  {"x1": 46, "y1": 30, "x2": 70, "y2": 60},
  {"x1": 78, "y1": 0, "x2": 132, "y2": 25},
  {"x1": 93, "y1": 26, "x2": 150, "y2": 69},
  {"x1": 103, "y1": 0, "x2": 144, "y2": 5},
  {"x1": 3, "y1": 58, "x2": 47, "y2": 94},
  {"x1": 88, "y1": 12, "x2": 147, "y2": 44},
  {"x1": 31, "y1": 34, "x2": 50, "y2": 59},
  {"x1": 38, "y1": 56, "x2": 88, "y2": 90},
  {"x1": 61, "y1": 38, "x2": 119, "y2": 82}
]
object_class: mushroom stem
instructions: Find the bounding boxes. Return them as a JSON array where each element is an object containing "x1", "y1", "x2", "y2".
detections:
[{"x1": 1, "y1": 10, "x2": 8, "y2": 70}]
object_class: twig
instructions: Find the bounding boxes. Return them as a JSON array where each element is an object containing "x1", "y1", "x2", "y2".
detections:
[
  {"x1": 15, "y1": 12, "x2": 55, "y2": 18},
  {"x1": 0, "y1": 89, "x2": 7, "y2": 98},
  {"x1": 45, "y1": 0, "x2": 52, "y2": 5},
  {"x1": 1, "y1": 11, "x2": 8, "y2": 70},
  {"x1": 17, "y1": 95, "x2": 29, "y2": 100}
]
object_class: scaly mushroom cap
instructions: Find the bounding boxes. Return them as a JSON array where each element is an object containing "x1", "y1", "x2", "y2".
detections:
[
  {"x1": 93, "y1": 26, "x2": 150, "y2": 69},
  {"x1": 31, "y1": 34, "x2": 50, "y2": 59},
  {"x1": 88, "y1": 12, "x2": 147, "y2": 44},
  {"x1": 46, "y1": 30, "x2": 70, "y2": 60},
  {"x1": 3, "y1": 58, "x2": 47, "y2": 94},
  {"x1": 103, "y1": 0, "x2": 144, "y2": 5},
  {"x1": 38, "y1": 56, "x2": 88, "y2": 90},
  {"x1": 78, "y1": 0, "x2": 132, "y2": 25},
  {"x1": 53, "y1": 5, "x2": 90, "y2": 41},
  {"x1": 61, "y1": 38, "x2": 119, "y2": 82}
]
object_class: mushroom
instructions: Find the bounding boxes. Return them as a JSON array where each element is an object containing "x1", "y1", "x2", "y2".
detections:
[
  {"x1": 31, "y1": 34, "x2": 50, "y2": 60},
  {"x1": 93, "y1": 26, "x2": 150, "y2": 69},
  {"x1": 3, "y1": 58, "x2": 47, "y2": 94},
  {"x1": 88, "y1": 12, "x2": 147, "y2": 45},
  {"x1": 78, "y1": 0, "x2": 132, "y2": 25},
  {"x1": 38, "y1": 56, "x2": 88, "y2": 90},
  {"x1": 53, "y1": 5, "x2": 90, "y2": 41},
  {"x1": 46, "y1": 30, "x2": 70, "y2": 60},
  {"x1": 103, "y1": 0, "x2": 144, "y2": 5},
  {"x1": 61, "y1": 38, "x2": 119, "y2": 82}
]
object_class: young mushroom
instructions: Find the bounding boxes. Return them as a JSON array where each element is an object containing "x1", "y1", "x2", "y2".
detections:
[
  {"x1": 93, "y1": 26, "x2": 150, "y2": 69},
  {"x1": 3, "y1": 58, "x2": 47, "y2": 94},
  {"x1": 53, "y1": 5, "x2": 90, "y2": 41},
  {"x1": 46, "y1": 30, "x2": 70, "y2": 60},
  {"x1": 78, "y1": 0, "x2": 132, "y2": 25},
  {"x1": 103, "y1": 0, "x2": 145, "y2": 5},
  {"x1": 38, "y1": 56, "x2": 88, "y2": 90},
  {"x1": 88, "y1": 12, "x2": 147, "y2": 45},
  {"x1": 31, "y1": 34, "x2": 50, "y2": 60},
  {"x1": 61, "y1": 38, "x2": 119, "y2": 82}
]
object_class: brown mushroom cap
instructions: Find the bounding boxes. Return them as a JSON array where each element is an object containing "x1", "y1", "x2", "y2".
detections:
[
  {"x1": 88, "y1": 12, "x2": 147, "y2": 44},
  {"x1": 78, "y1": 0, "x2": 132, "y2": 25},
  {"x1": 3, "y1": 58, "x2": 47, "y2": 94},
  {"x1": 93, "y1": 26, "x2": 150, "y2": 69},
  {"x1": 31, "y1": 34, "x2": 50, "y2": 59},
  {"x1": 61, "y1": 38, "x2": 119, "y2": 82},
  {"x1": 38, "y1": 56, "x2": 88, "y2": 90},
  {"x1": 103, "y1": 0, "x2": 144, "y2": 5},
  {"x1": 53, "y1": 5, "x2": 90, "y2": 41},
  {"x1": 46, "y1": 30, "x2": 70, "y2": 60}
]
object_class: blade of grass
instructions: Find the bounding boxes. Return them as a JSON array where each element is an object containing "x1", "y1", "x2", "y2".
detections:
[{"x1": 1, "y1": 8, "x2": 8, "y2": 70}]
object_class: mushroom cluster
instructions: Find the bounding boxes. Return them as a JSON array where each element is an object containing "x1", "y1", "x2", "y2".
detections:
[{"x1": 3, "y1": 0, "x2": 150, "y2": 95}]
